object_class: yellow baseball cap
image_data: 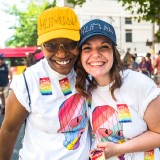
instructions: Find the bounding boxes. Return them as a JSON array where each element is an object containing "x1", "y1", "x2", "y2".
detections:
[{"x1": 37, "y1": 6, "x2": 80, "y2": 46}]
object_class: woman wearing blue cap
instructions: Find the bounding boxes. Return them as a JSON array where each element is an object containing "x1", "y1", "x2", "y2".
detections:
[{"x1": 75, "y1": 19, "x2": 160, "y2": 159}]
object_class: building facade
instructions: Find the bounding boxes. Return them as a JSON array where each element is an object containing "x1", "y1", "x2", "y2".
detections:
[{"x1": 72, "y1": 0, "x2": 160, "y2": 57}]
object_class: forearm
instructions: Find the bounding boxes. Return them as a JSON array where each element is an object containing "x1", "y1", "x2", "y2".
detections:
[
  {"x1": 97, "y1": 130, "x2": 160, "y2": 159},
  {"x1": 0, "y1": 126, "x2": 19, "y2": 160},
  {"x1": 117, "y1": 130, "x2": 160, "y2": 155}
]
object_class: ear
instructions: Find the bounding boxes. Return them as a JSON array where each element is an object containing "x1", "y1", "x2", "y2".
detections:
[{"x1": 40, "y1": 45, "x2": 44, "y2": 52}]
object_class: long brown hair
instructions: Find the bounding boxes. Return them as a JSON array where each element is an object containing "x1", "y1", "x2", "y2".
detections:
[{"x1": 75, "y1": 44, "x2": 126, "y2": 100}]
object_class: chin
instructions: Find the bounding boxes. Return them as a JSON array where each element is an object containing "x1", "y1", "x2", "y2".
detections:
[{"x1": 58, "y1": 69, "x2": 72, "y2": 75}]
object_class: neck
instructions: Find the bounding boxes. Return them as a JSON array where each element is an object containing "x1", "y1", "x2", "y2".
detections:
[{"x1": 95, "y1": 75, "x2": 111, "y2": 87}]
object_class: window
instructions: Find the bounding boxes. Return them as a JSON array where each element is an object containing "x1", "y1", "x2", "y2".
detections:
[
  {"x1": 125, "y1": 30, "x2": 132, "y2": 42},
  {"x1": 125, "y1": 17, "x2": 132, "y2": 24}
]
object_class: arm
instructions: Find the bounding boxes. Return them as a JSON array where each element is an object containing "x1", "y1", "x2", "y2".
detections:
[
  {"x1": 0, "y1": 90, "x2": 29, "y2": 160},
  {"x1": 97, "y1": 95, "x2": 160, "y2": 159},
  {"x1": 154, "y1": 58, "x2": 158, "y2": 68}
]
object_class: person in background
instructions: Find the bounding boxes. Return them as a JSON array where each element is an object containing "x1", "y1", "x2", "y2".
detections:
[
  {"x1": 26, "y1": 49, "x2": 44, "y2": 67},
  {"x1": 128, "y1": 55, "x2": 139, "y2": 71},
  {"x1": 154, "y1": 50, "x2": 160, "y2": 86},
  {"x1": 138, "y1": 56, "x2": 150, "y2": 77},
  {"x1": 122, "y1": 48, "x2": 132, "y2": 69},
  {"x1": 75, "y1": 19, "x2": 160, "y2": 160},
  {"x1": 0, "y1": 54, "x2": 12, "y2": 114},
  {"x1": 146, "y1": 52, "x2": 153, "y2": 76},
  {"x1": 0, "y1": 6, "x2": 90, "y2": 160}
]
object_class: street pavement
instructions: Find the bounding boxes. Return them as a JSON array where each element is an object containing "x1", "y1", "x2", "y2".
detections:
[{"x1": 0, "y1": 114, "x2": 24, "y2": 160}]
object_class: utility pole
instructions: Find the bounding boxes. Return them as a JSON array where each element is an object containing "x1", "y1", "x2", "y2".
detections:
[{"x1": 152, "y1": 23, "x2": 155, "y2": 55}]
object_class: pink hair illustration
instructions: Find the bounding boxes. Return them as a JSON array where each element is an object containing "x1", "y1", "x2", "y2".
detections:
[{"x1": 58, "y1": 93, "x2": 88, "y2": 150}]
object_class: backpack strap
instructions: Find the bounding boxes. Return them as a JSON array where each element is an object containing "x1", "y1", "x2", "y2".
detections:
[{"x1": 23, "y1": 72, "x2": 31, "y2": 107}]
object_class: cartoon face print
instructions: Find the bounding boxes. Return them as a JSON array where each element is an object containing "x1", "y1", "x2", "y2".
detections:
[
  {"x1": 57, "y1": 93, "x2": 88, "y2": 150},
  {"x1": 92, "y1": 105, "x2": 125, "y2": 144}
]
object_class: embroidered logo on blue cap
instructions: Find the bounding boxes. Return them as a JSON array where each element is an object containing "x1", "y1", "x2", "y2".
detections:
[
  {"x1": 79, "y1": 19, "x2": 117, "y2": 47},
  {"x1": 81, "y1": 22, "x2": 114, "y2": 35}
]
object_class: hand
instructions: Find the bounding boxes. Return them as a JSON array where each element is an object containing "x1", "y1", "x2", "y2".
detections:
[{"x1": 97, "y1": 142, "x2": 121, "y2": 159}]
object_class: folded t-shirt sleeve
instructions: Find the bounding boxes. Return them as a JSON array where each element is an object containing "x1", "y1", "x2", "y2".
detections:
[{"x1": 10, "y1": 73, "x2": 31, "y2": 112}]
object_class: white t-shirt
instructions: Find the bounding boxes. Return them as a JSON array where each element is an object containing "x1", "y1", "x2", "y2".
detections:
[
  {"x1": 11, "y1": 59, "x2": 90, "y2": 160},
  {"x1": 89, "y1": 69, "x2": 160, "y2": 160}
]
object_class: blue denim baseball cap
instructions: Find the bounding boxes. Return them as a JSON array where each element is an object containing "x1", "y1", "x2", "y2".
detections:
[{"x1": 79, "y1": 19, "x2": 117, "y2": 47}]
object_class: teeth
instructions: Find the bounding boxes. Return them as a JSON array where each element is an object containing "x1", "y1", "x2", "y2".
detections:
[
  {"x1": 90, "y1": 62, "x2": 104, "y2": 66},
  {"x1": 56, "y1": 60, "x2": 70, "y2": 65}
]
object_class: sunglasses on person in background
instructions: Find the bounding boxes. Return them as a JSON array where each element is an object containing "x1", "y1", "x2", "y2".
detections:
[{"x1": 43, "y1": 41, "x2": 78, "y2": 53}]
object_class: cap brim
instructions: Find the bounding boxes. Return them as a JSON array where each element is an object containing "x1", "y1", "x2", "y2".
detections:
[
  {"x1": 37, "y1": 29, "x2": 80, "y2": 46},
  {"x1": 78, "y1": 32, "x2": 117, "y2": 47}
]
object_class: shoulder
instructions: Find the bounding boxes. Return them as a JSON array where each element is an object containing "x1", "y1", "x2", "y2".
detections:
[
  {"x1": 24, "y1": 59, "x2": 45, "y2": 77},
  {"x1": 120, "y1": 70, "x2": 158, "y2": 109},
  {"x1": 121, "y1": 69, "x2": 155, "y2": 88},
  {"x1": 3, "y1": 63, "x2": 8, "y2": 69}
]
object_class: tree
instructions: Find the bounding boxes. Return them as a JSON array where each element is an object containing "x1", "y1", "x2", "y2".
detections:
[
  {"x1": 117, "y1": 0, "x2": 160, "y2": 42},
  {"x1": 3, "y1": 0, "x2": 85, "y2": 47},
  {"x1": 4, "y1": 0, "x2": 56, "y2": 47},
  {"x1": 67, "y1": 0, "x2": 86, "y2": 7}
]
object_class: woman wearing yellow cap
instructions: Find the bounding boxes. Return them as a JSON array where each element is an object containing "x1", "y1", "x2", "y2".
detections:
[{"x1": 0, "y1": 7, "x2": 90, "y2": 160}]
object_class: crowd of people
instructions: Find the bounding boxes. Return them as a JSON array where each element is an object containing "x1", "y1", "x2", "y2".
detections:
[
  {"x1": 0, "y1": 6, "x2": 160, "y2": 160},
  {"x1": 123, "y1": 50, "x2": 160, "y2": 86}
]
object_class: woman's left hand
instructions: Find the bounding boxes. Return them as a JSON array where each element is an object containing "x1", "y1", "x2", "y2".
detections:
[{"x1": 97, "y1": 142, "x2": 121, "y2": 159}]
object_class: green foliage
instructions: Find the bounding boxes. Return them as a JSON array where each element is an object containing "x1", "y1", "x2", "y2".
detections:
[
  {"x1": 118, "y1": 0, "x2": 160, "y2": 42},
  {"x1": 155, "y1": 29, "x2": 160, "y2": 43},
  {"x1": 3, "y1": 0, "x2": 86, "y2": 47},
  {"x1": 67, "y1": 0, "x2": 86, "y2": 7},
  {"x1": 118, "y1": 0, "x2": 160, "y2": 22},
  {"x1": 4, "y1": 0, "x2": 56, "y2": 47}
]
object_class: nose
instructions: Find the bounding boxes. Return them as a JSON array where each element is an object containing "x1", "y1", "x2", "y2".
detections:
[
  {"x1": 91, "y1": 48, "x2": 102, "y2": 58},
  {"x1": 56, "y1": 48, "x2": 67, "y2": 58}
]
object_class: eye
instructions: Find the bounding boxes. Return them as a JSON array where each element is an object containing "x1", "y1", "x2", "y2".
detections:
[
  {"x1": 65, "y1": 41, "x2": 78, "y2": 50},
  {"x1": 102, "y1": 45, "x2": 110, "y2": 49},
  {"x1": 44, "y1": 43, "x2": 57, "y2": 48},
  {"x1": 116, "y1": 130, "x2": 123, "y2": 137},
  {"x1": 82, "y1": 45, "x2": 91, "y2": 51},
  {"x1": 98, "y1": 128, "x2": 112, "y2": 137},
  {"x1": 99, "y1": 43, "x2": 112, "y2": 50},
  {"x1": 49, "y1": 43, "x2": 57, "y2": 49},
  {"x1": 69, "y1": 116, "x2": 82, "y2": 128}
]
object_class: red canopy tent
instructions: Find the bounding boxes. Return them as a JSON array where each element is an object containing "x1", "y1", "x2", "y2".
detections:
[{"x1": 0, "y1": 47, "x2": 38, "y2": 58}]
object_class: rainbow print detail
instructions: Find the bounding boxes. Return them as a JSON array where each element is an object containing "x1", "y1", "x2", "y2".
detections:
[
  {"x1": 144, "y1": 149, "x2": 154, "y2": 160},
  {"x1": 59, "y1": 77, "x2": 72, "y2": 96},
  {"x1": 117, "y1": 104, "x2": 132, "y2": 123},
  {"x1": 39, "y1": 77, "x2": 52, "y2": 95},
  {"x1": 88, "y1": 95, "x2": 92, "y2": 108}
]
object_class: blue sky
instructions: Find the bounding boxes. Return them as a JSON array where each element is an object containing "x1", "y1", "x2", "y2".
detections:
[
  {"x1": 0, "y1": 0, "x2": 21, "y2": 47},
  {"x1": 0, "y1": 0, "x2": 40, "y2": 48}
]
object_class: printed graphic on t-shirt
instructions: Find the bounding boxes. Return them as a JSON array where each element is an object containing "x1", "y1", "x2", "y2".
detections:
[
  {"x1": 59, "y1": 77, "x2": 72, "y2": 96},
  {"x1": 88, "y1": 94, "x2": 92, "y2": 108},
  {"x1": 57, "y1": 93, "x2": 88, "y2": 150},
  {"x1": 117, "y1": 104, "x2": 132, "y2": 123},
  {"x1": 144, "y1": 149, "x2": 154, "y2": 160},
  {"x1": 92, "y1": 105, "x2": 125, "y2": 159},
  {"x1": 39, "y1": 77, "x2": 52, "y2": 95}
]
